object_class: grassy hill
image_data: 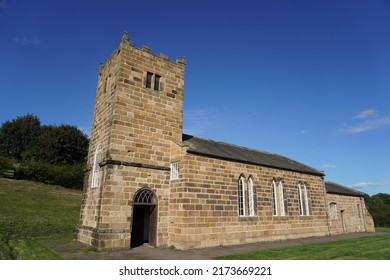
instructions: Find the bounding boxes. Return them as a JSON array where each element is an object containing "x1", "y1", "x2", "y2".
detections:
[{"x1": 0, "y1": 178, "x2": 82, "y2": 259}]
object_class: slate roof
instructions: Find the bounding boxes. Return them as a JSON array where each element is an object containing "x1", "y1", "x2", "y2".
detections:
[
  {"x1": 325, "y1": 181, "x2": 365, "y2": 197},
  {"x1": 182, "y1": 134, "x2": 324, "y2": 176}
]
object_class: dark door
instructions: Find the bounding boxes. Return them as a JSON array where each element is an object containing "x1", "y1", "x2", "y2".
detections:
[
  {"x1": 131, "y1": 189, "x2": 158, "y2": 248},
  {"x1": 340, "y1": 210, "x2": 346, "y2": 233},
  {"x1": 131, "y1": 205, "x2": 148, "y2": 247}
]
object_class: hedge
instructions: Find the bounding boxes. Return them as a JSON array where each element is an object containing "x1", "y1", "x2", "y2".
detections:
[
  {"x1": 14, "y1": 161, "x2": 85, "y2": 189},
  {"x1": 0, "y1": 155, "x2": 15, "y2": 178}
]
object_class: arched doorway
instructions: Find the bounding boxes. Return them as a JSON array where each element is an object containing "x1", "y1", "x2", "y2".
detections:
[{"x1": 131, "y1": 188, "x2": 158, "y2": 248}]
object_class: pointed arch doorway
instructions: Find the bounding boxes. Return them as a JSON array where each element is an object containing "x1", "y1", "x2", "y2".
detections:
[{"x1": 131, "y1": 188, "x2": 158, "y2": 248}]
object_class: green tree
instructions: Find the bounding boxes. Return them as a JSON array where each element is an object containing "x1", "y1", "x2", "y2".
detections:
[
  {"x1": 365, "y1": 193, "x2": 390, "y2": 227},
  {"x1": 0, "y1": 114, "x2": 41, "y2": 161},
  {"x1": 25, "y1": 125, "x2": 89, "y2": 165}
]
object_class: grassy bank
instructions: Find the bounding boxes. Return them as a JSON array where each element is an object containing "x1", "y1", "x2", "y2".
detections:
[{"x1": 0, "y1": 178, "x2": 82, "y2": 259}]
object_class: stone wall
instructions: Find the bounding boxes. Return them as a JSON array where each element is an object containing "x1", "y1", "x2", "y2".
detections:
[
  {"x1": 109, "y1": 33, "x2": 185, "y2": 167},
  {"x1": 76, "y1": 33, "x2": 186, "y2": 248},
  {"x1": 168, "y1": 152, "x2": 330, "y2": 249},
  {"x1": 326, "y1": 193, "x2": 375, "y2": 235},
  {"x1": 76, "y1": 46, "x2": 122, "y2": 245}
]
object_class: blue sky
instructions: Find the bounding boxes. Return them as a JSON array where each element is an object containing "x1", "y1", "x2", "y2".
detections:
[{"x1": 0, "y1": 0, "x2": 389, "y2": 195}]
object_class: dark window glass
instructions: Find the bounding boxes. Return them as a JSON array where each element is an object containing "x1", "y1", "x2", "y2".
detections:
[
  {"x1": 154, "y1": 75, "x2": 161, "y2": 91},
  {"x1": 238, "y1": 177, "x2": 244, "y2": 216},
  {"x1": 146, "y1": 72, "x2": 153, "y2": 88}
]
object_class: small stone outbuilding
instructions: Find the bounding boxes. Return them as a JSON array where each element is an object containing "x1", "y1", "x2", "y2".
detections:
[{"x1": 326, "y1": 181, "x2": 374, "y2": 235}]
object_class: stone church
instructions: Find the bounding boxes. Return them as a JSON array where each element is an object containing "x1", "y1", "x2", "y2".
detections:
[{"x1": 76, "y1": 32, "x2": 374, "y2": 250}]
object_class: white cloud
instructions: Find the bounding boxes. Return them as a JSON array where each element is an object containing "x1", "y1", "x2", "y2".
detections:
[
  {"x1": 339, "y1": 112, "x2": 390, "y2": 135},
  {"x1": 349, "y1": 181, "x2": 390, "y2": 190},
  {"x1": 320, "y1": 164, "x2": 336, "y2": 169},
  {"x1": 353, "y1": 109, "x2": 378, "y2": 119},
  {"x1": 14, "y1": 37, "x2": 43, "y2": 46}
]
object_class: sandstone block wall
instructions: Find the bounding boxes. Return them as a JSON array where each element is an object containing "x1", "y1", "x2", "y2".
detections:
[
  {"x1": 77, "y1": 33, "x2": 185, "y2": 248},
  {"x1": 77, "y1": 47, "x2": 122, "y2": 243},
  {"x1": 168, "y1": 153, "x2": 330, "y2": 249},
  {"x1": 109, "y1": 35, "x2": 185, "y2": 167},
  {"x1": 326, "y1": 193, "x2": 375, "y2": 235}
]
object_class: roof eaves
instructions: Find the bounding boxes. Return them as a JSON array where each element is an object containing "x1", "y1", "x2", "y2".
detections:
[
  {"x1": 186, "y1": 145, "x2": 324, "y2": 177},
  {"x1": 325, "y1": 181, "x2": 365, "y2": 197}
]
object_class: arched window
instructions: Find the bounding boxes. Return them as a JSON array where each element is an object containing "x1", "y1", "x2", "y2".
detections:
[
  {"x1": 91, "y1": 144, "x2": 102, "y2": 188},
  {"x1": 247, "y1": 176, "x2": 255, "y2": 216},
  {"x1": 271, "y1": 180, "x2": 277, "y2": 216},
  {"x1": 278, "y1": 180, "x2": 285, "y2": 216},
  {"x1": 238, "y1": 175, "x2": 256, "y2": 217},
  {"x1": 329, "y1": 202, "x2": 337, "y2": 219},
  {"x1": 238, "y1": 176, "x2": 245, "y2": 216},
  {"x1": 271, "y1": 179, "x2": 285, "y2": 216},
  {"x1": 298, "y1": 183, "x2": 310, "y2": 216}
]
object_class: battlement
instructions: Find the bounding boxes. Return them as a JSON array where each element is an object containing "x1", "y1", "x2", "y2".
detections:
[
  {"x1": 120, "y1": 31, "x2": 186, "y2": 65},
  {"x1": 98, "y1": 32, "x2": 186, "y2": 77}
]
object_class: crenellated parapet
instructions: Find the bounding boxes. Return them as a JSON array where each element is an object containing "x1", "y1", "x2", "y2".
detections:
[{"x1": 120, "y1": 31, "x2": 186, "y2": 65}]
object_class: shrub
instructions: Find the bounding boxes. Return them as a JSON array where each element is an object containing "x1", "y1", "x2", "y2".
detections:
[
  {"x1": 52, "y1": 163, "x2": 85, "y2": 189},
  {"x1": 0, "y1": 233, "x2": 14, "y2": 260},
  {"x1": 15, "y1": 161, "x2": 85, "y2": 189},
  {"x1": 0, "y1": 155, "x2": 14, "y2": 178}
]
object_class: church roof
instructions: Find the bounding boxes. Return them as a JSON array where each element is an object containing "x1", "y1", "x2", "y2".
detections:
[
  {"x1": 182, "y1": 134, "x2": 324, "y2": 176},
  {"x1": 325, "y1": 181, "x2": 365, "y2": 197}
]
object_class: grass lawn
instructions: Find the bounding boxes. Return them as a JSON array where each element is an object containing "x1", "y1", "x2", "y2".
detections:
[
  {"x1": 0, "y1": 178, "x2": 82, "y2": 259},
  {"x1": 216, "y1": 234, "x2": 390, "y2": 260},
  {"x1": 375, "y1": 227, "x2": 390, "y2": 233}
]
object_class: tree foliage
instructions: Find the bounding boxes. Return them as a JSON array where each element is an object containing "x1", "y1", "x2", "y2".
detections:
[
  {"x1": 24, "y1": 125, "x2": 89, "y2": 165},
  {"x1": 0, "y1": 114, "x2": 89, "y2": 189},
  {"x1": 0, "y1": 114, "x2": 41, "y2": 161},
  {"x1": 365, "y1": 193, "x2": 390, "y2": 227}
]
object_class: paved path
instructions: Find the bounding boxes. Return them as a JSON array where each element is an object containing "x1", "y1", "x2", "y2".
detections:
[{"x1": 45, "y1": 232, "x2": 387, "y2": 260}]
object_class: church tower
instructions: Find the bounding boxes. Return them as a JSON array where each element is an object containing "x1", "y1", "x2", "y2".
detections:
[{"x1": 76, "y1": 32, "x2": 186, "y2": 248}]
